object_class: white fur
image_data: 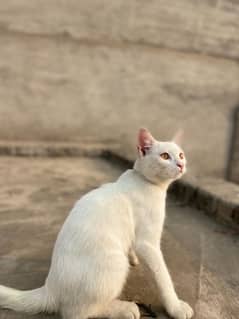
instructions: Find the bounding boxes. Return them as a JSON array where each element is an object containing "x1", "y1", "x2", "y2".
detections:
[{"x1": 0, "y1": 129, "x2": 194, "y2": 319}]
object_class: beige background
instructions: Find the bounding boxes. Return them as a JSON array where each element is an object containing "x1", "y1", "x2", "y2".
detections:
[{"x1": 0, "y1": 1, "x2": 239, "y2": 178}]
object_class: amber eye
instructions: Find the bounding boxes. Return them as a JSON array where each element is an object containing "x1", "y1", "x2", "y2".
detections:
[
  {"x1": 179, "y1": 152, "x2": 184, "y2": 159},
  {"x1": 160, "y1": 152, "x2": 170, "y2": 160}
]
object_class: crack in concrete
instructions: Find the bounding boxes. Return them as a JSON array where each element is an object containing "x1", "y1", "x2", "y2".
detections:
[{"x1": 195, "y1": 233, "x2": 204, "y2": 317}]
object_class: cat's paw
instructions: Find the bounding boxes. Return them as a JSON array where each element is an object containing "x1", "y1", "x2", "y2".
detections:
[
  {"x1": 122, "y1": 302, "x2": 140, "y2": 319},
  {"x1": 167, "y1": 300, "x2": 194, "y2": 319}
]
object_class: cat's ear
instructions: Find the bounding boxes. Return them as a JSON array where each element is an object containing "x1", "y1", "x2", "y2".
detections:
[
  {"x1": 172, "y1": 129, "x2": 184, "y2": 146},
  {"x1": 137, "y1": 128, "x2": 155, "y2": 157}
]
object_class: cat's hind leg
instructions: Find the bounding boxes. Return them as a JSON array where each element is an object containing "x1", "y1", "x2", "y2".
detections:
[
  {"x1": 98, "y1": 299, "x2": 140, "y2": 319},
  {"x1": 59, "y1": 254, "x2": 131, "y2": 319},
  {"x1": 61, "y1": 307, "x2": 86, "y2": 319},
  {"x1": 61, "y1": 303, "x2": 100, "y2": 319},
  {"x1": 61, "y1": 300, "x2": 140, "y2": 319}
]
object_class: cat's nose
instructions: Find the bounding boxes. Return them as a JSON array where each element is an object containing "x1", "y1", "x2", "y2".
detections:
[{"x1": 176, "y1": 163, "x2": 184, "y2": 172}]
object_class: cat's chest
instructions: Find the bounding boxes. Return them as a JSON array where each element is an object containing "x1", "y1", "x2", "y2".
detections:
[
  {"x1": 131, "y1": 189, "x2": 166, "y2": 225},
  {"x1": 134, "y1": 200, "x2": 165, "y2": 245}
]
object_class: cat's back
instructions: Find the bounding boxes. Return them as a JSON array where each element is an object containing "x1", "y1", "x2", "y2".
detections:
[
  {"x1": 73, "y1": 169, "x2": 138, "y2": 213},
  {"x1": 74, "y1": 181, "x2": 119, "y2": 212},
  {"x1": 61, "y1": 179, "x2": 130, "y2": 232},
  {"x1": 52, "y1": 178, "x2": 134, "y2": 258},
  {"x1": 74, "y1": 169, "x2": 138, "y2": 209}
]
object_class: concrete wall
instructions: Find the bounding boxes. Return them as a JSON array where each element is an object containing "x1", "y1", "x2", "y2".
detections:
[{"x1": 0, "y1": 1, "x2": 239, "y2": 178}]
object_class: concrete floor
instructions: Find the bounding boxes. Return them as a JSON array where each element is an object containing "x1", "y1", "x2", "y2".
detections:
[{"x1": 0, "y1": 156, "x2": 238, "y2": 319}]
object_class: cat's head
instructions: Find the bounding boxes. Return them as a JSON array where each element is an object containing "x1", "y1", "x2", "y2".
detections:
[{"x1": 134, "y1": 128, "x2": 186, "y2": 185}]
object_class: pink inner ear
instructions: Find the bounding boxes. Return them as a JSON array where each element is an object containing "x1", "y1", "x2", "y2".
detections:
[
  {"x1": 137, "y1": 128, "x2": 154, "y2": 155},
  {"x1": 172, "y1": 129, "x2": 184, "y2": 145}
]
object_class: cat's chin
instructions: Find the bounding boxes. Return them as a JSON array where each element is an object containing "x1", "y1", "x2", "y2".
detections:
[{"x1": 174, "y1": 171, "x2": 185, "y2": 180}]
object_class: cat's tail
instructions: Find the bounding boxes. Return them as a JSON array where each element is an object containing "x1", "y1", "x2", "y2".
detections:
[{"x1": 0, "y1": 285, "x2": 56, "y2": 314}]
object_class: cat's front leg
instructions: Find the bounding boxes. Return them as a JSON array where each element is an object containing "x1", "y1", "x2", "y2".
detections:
[{"x1": 136, "y1": 241, "x2": 194, "y2": 319}]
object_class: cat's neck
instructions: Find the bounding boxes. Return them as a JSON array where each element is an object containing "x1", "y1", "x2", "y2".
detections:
[
  {"x1": 133, "y1": 159, "x2": 172, "y2": 191},
  {"x1": 117, "y1": 169, "x2": 168, "y2": 200}
]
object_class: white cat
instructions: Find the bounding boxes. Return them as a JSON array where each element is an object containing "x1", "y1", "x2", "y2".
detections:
[{"x1": 0, "y1": 128, "x2": 194, "y2": 319}]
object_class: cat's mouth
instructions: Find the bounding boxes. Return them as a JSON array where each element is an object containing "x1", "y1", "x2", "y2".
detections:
[
  {"x1": 175, "y1": 166, "x2": 185, "y2": 177},
  {"x1": 176, "y1": 163, "x2": 184, "y2": 173}
]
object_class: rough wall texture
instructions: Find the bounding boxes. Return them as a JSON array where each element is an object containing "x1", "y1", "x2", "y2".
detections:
[{"x1": 0, "y1": 1, "x2": 239, "y2": 178}]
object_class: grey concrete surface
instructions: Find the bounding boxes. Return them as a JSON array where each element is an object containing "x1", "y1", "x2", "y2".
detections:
[
  {"x1": 171, "y1": 175, "x2": 239, "y2": 228},
  {"x1": 0, "y1": 156, "x2": 238, "y2": 319}
]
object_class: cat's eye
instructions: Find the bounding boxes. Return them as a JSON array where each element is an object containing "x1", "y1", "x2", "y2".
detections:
[
  {"x1": 160, "y1": 152, "x2": 170, "y2": 160},
  {"x1": 179, "y1": 152, "x2": 184, "y2": 159}
]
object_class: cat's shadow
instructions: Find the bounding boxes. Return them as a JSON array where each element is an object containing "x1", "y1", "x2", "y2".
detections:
[{"x1": 121, "y1": 262, "x2": 171, "y2": 319}]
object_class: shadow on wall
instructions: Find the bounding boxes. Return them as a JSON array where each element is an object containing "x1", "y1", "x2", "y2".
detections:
[{"x1": 227, "y1": 105, "x2": 239, "y2": 184}]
